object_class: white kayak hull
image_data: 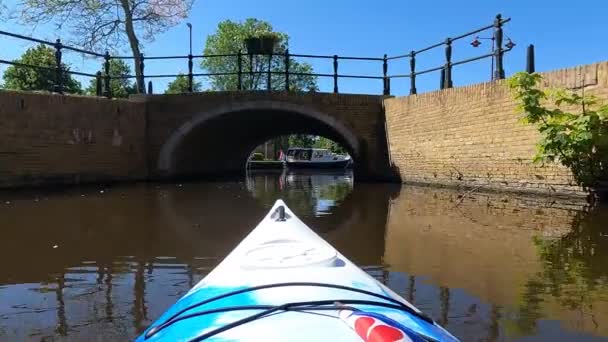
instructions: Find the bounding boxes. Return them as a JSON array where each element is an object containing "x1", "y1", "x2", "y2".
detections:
[{"x1": 136, "y1": 200, "x2": 459, "y2": 342}]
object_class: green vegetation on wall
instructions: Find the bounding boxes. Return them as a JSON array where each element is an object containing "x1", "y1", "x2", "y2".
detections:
[{"x1": 509, "y1": 72, "x2": 608, "y2": 189}]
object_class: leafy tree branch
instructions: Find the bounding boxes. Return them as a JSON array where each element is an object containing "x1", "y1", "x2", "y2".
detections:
[{"x1": 508, "y1": 72, "x2": 608, "y2": 188}]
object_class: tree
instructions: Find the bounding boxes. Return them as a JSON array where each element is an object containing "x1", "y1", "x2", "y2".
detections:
[
  {"x1": 508, "y1": 72, "x2": 608, "y2": 188},
  {"x1": 314, "y1": 137, "x2": 346, "y2": 154},
  {"x1": 18, "y1": 0, "x2": 194, "y2": 94},
  {"x1": 165, "y1": 73, "x2": 202, "y2": 94},
  {"x1": 201, "y1": 19, "x2": 318, "y2": 91},
  {"x1": 85, "y1": 59, "x2": 136, "y2": 98},
  {"x1": 203, "y1": 19, "x2": 319, "y2": 159},
  {"x1": 288, "y1": 135, "x2": 315, "y2": 148},
  {"x1": 2, "y1": 44, "x2": 82, "y2": 93}
]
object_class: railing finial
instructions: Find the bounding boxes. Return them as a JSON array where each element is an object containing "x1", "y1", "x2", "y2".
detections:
[
  {"x1": 54, "y1": 38, "x2": 63, "y2": 94},
  {"x1": 103, "y1": 51, "x2": 111, "y2": 98},
  {"x1": 139, "y1": 53, "x2": 145, "y2": 94},
  {"x1": 333, "y1": 55, "x2": 339, "y2": 94},
  {"x1": 409, "y1": 51, "x2": 417, "y2": 95},
  {"x1": 494, "y1": 13, "x2": 505, "y2": 79},
  {"x1": 236, "y1": 50, "x2": 243, "y2": 90},
  {"x1": 187, "y1": 53, "x2": 194, "y2": 92},
  {"x1": 526, "y1": 44, "x2": 535, "y2": 74},
  {"x1": 284, "y1": 49, "x2": 290, "y2": 92},
  {"x1": 444, "y1": 38, "x2": 453, "y2": 88}
]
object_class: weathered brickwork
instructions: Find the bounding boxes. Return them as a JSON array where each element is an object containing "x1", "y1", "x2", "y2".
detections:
[
  {"x1": 0, "y1": 91, "x2": 147, "y2": 188},
  {"x1": 384, "y1": 61, "x2": 608, "y2": 196},
  {"x1": 139, "y1": 91, "x2": 392, "y2": 181},
  {"x1": 2, "y1": 61, "x2": 606, "y2": 193}
]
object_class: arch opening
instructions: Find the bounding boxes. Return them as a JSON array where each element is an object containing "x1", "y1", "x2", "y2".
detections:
[
  {"x1": 248, "y1": 135, "x2": 352, "y2": 163},
  {"x1": 157, "y1": 102, "x2": 362, "y2": 179}
]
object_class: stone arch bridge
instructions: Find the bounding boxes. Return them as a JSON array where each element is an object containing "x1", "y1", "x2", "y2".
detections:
[
  {"x1": 3, "y1": 60, "x2": 601, "y2": 194},
  {"x1": 134, "y1": 91, "x2": 394, "y2": 181}
]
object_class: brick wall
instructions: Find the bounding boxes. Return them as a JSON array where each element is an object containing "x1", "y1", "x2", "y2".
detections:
[
  {"x1": 2, "y1": 60, "x2": 606, "y2": 191},
  {"x1": 142, "y1": 92, "x2": 393, "y2": 181},
  {"x1": 0, "y1": 91, "x2": 147, "y2": 188},
  {"x1": 384, "y1": 61, "x2": 608, "y2": 196}
]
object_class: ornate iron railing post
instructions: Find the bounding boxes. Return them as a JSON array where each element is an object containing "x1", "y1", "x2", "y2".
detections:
[
  {"x1": 95, "y1": 71, "x2": 102, "y2": 96},
  {"x1": 237, "y1": 50, "x2": 243, "y2": 90},
  {"x1": 383, "y1": 54, "x2": 389, "y2": 95},
  {"x1": 103, "y1": 51, "x2": 111, "y2": 98},
  {"x1": 440, "y1": 68, "x2": 445, "y2": 89},
  {"x1": 249, "y1": 52, "x2": 254, "y2": 89},
  {"x1": 148, "y1": 81, "x2": 153, "y2": 94},
  {"x1": 284, "y1": 49, "x2": 290, "y2": 91},
  {"x1": 409, "y1": 51, "x2": 417, "y2": 95},
  {"x1": 139, "y1": 53, "x2": 145, "y2": 94},
  {"x1": 526, "y1": 44, "x2": 535, "y2": 73},
  {"x1": 444, "y1": 38, "x2": 453, "y2": 88},
  {"x1": 267, "y1": 52, "x2": 272, "y2": 91},
  {"x1": 385, "y1": 77, "x2": 391, "y2": 95},
  {"x1": 494, "y1": 14, "x2": 505, "y2": 79},
  {"x1": 333, "y1": 55, "x2": 338, "y2": 93},
  {"x1": 187, "y1": 53, "x2": 194, "y2": 92},
  {"x1": 54, "y1": 39, "x2": 63, "y2": 94}
]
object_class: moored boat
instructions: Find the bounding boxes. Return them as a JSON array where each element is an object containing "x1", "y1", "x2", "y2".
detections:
[
  {"x1": 285, "y1": 147, "x2": 352, "y2": 169},
  {"x1": 136, "y1": 200, "x2": 459, "y2": 342}
]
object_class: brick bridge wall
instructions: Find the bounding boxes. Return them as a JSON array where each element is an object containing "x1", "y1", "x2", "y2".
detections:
[
  {"x1": 384, "y1": 61, "x2": 608, "y2": 197},
  {"x1": 139, "y1": 91, "x2": 393, "y2": 181},
  {"x1": 0, "y1": 90, "x2": 393, "y2": 187},
  {"x1": 0, "y1": 91, "x2": 147, "y2": 188},
  {"x1": 1, "y1": 61, "x2": 606, "y2": 195}
]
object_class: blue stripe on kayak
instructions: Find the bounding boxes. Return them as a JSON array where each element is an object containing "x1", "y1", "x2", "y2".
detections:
[
  {"x1": 136, "y1": 284, "x2": 459, "y2": 342},
  {"x1": 136, "y1": 285, "x2": 255, "y2": 342}
]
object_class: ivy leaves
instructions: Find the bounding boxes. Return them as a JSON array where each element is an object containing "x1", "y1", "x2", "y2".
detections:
[{"x1": 508, "y1": 72, "x2": 608, "y2": 188}]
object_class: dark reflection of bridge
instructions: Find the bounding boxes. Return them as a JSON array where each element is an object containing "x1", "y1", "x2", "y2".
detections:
[{"x1": 156, "y1": 170, "x2": 399, "y2": 265}]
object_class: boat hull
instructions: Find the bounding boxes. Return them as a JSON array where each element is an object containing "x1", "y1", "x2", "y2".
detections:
[
  {"x1": 286, "y1": 159, "x2": 350, "y2": 169},
  {"x1": 246, "y1": 160, "x2": 285, "y2": 170}
]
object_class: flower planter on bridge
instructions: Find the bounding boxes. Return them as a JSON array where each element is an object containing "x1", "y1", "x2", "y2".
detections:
[{"x1": 245, "y1": 35, "x2": 278, "y2": 55}]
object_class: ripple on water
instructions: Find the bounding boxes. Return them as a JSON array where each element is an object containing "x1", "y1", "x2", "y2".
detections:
[{"x1": 0, "y1": 172, "x2": 607, "y2": 341}]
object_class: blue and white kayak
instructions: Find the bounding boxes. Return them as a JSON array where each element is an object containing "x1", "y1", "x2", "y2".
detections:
[{"x1": 137, "y1": 200, "x2": 459, "y2": 342}]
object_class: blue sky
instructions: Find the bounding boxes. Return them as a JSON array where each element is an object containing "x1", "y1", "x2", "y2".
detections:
[{"x1": 0, "y1": 0, "x2": 607, "y2": 95}]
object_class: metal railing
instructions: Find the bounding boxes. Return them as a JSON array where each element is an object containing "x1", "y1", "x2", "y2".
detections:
[
  {"x1": 0, "y1": 14, "x2": 520, "y2": 97},
  {"x1": 387, "y1": 14, "x2": 514, "y2": 95}
]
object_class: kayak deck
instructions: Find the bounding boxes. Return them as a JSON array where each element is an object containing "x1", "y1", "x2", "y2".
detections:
[{"x1": 136, "y1": 200, "x2": 459, "y2": 342}]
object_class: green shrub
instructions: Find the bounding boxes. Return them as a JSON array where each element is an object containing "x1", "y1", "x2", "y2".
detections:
[{"x1": 508, "y1": 72, "x2": 608, "y2": 188}]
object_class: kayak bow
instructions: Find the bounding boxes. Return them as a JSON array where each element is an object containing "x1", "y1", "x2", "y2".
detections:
[{"x1": 136, "y1": 200, "x2": 460, "y2": 342}]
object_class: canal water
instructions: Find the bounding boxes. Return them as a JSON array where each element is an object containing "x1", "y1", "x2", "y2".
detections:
[{"x1": 1, "y1": 170, "x2": 607, "y2": 341}]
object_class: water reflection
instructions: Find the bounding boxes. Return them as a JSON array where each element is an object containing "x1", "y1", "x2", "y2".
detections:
[
  {"x1": 384, "y1": 186, "x2": 608, "y2": 341},
  {"x1": 0, "y1": 174, "x2": 607, "y2": 341},
  {"x1": 246, "y1": 169, "x2": 354, "y2": 217}
]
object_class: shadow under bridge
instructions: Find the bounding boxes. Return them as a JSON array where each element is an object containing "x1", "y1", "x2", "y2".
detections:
[{"x1": 145, "y1": 92, "x2": 394, "y2": 181}]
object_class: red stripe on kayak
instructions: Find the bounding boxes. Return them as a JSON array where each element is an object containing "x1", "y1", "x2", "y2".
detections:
[
  {"x1": 353, "y1": 316, "x2": 405, "y2": 342},
  {"x1": 368, "y1": 324, "x2": 405, "y2": 342},
  {"x1": 354, "y1": 317, "x2": 375, "y2": 339}
]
